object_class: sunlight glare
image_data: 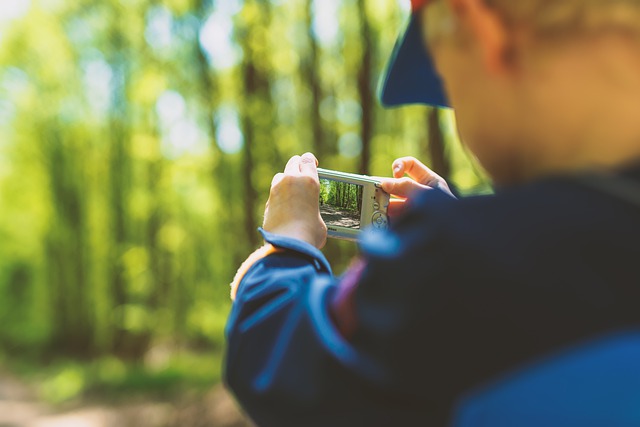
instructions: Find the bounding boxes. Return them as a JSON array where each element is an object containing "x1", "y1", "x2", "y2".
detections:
[
  {"x1": 163, "y1": 118, "x2": 207, "y2": 159},
  {"x1": 312, "y1": 0, "x2": 340, "y2": 45},
  {"x1": 215, "y1": 106, "x2": 244, "y2": 155},
  {"x1": 338, "y1": 132, "x2": 363, "y2": 158},
  {"x1": 145, "y1": 6, "x2": 174, "y2": 51},
  {"x1": 0, "y1": 0, "x2": 31, "y2": 23},
  {"x1": 83, "y1": 58, "x2": 113, "y2": 115},
  {"x1": 156, "y1": 90, "x2": 186, "y2": 125},
  {"x1": 199, "y1": 12, "x2": 241, "y2": 71}
]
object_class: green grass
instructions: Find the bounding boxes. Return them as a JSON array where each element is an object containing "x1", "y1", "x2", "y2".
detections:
[{"x1": 6, "y1": 350, "x2": 224, "y2": 406}]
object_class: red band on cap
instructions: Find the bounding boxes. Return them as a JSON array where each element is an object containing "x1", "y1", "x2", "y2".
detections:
[{"x1": 411, "y1": 0, "x2": 429, "y2": 13}]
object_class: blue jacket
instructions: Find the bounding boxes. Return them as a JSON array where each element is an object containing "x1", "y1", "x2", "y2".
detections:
[{"x1": 225, "y1": 166, "x2": 640, "y2": 426}]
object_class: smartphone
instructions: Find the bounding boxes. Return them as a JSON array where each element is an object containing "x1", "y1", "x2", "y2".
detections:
[{"x1": 317, "y1": 168, "x2": 390, "y2": 241}]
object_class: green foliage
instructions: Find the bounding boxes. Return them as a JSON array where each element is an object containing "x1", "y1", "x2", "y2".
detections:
[
  {"x1": 11, "y1": 352, "x2": 220, "y2": 405},
  {"x1": 321, "y1": 180, "x2": 362, "y2": 213},
  {"x1": 0, "y1": 0, "x2": 489, "y2": 397}
]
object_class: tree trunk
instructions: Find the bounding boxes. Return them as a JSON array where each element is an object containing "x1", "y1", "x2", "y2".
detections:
[
  {"x1": 107, "y1": 16, "x2": 150, "y2": 361},
  {"x1": 44, "y1": 124, "x2": 93, "y2": 358},
  {"x1": 305, "y1": 0, "x2": 325, "y2": 159},
  {"x1": 240, "y1": 62, "x2": 260, "y2": 249},
  {"x1": 238, "y1": 0, "x2": 275, "y2": 249},
  {"x1": 193, "y1": 0, "x2": 220, "y2": 162},
  {"x1": 357, "y1": 0, "x2": 374, "y2": 175}
]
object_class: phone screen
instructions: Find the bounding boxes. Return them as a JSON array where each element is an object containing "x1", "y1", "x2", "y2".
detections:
[{"x1": 319, "y1": 178, "x2": 364, "y2": 230}]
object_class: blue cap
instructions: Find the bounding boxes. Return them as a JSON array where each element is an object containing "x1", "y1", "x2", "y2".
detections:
[{"x1": 379, "y1": 15, "x2": 449, "y2": 108}]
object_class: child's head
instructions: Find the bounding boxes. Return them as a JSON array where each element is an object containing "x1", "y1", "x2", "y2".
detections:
[
  {"x1": 425, "y1": 0, "x2": 640, "y2": 41},
  {"x1": 418, "y1": 0, "x2": 640, "y2": 184}
]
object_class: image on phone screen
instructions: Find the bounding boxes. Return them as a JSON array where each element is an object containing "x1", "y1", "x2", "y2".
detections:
[{"x1": 319, "y1": 178, "x2": 364, "y2": 230}]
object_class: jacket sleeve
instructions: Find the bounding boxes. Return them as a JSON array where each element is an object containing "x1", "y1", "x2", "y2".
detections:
[
  {"x1": 223, "y1": 184, "x2": 462, "y2": 425},
  {"x1": 224, "y1": 226, "x2": 436, "y2": 426}
]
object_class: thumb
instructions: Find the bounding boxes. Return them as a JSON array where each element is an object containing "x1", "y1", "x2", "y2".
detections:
[
  {"x1": 299, "y1": 152, "x2": 319, "y2": 177},
  {"x1": 380, "y1": 177, "x2": 431, "y2": 198}
]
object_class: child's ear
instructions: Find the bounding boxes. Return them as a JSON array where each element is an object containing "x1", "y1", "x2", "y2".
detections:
[{"x1": 449, "y1": 0, "x2": 510, "y2": 75}]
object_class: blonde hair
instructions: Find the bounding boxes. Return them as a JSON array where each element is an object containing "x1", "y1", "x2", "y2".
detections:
[
  {"x1": 487, "y1": 0, "x2": 640, "y2": 36},
  {"x1": 428, "y1": 0, "x2": 640, "y2": 39}
]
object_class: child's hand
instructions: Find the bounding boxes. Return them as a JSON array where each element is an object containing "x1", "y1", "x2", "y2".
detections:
[
  {"x1": 263, "y1": 153, "x2": 327, "y2": 249},
  {"x1": 380, "y1": 157, "x2": 455, "y2": 218}
]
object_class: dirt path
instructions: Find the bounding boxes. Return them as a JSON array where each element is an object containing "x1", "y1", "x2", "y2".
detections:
[
  {"x1": 0, "y1": 372, "x2": 254, "y2": 427},
  {"x1": 320, "y1": 204, "x2": 360, "y2": 229}
]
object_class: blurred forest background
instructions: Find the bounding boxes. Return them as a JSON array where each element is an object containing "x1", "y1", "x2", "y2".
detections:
[{"x1": 0, "y1": 0, "x2": 488, "y2": 424}]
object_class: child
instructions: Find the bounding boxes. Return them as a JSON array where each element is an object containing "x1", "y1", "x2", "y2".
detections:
[{"x1": 226, "y1": 1, "x2": 640, "y2": 425}]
